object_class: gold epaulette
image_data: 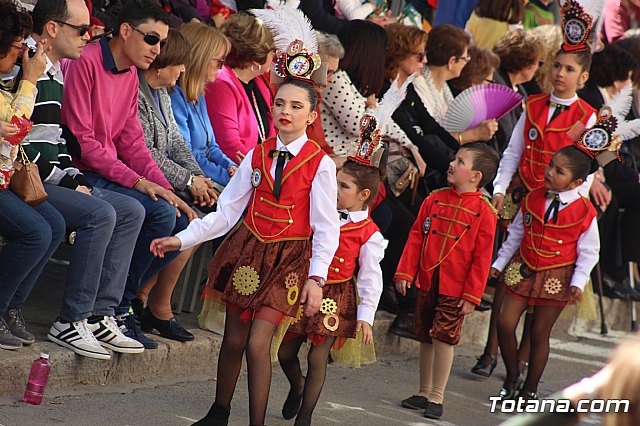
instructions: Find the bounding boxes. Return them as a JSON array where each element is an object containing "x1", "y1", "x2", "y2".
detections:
[
  {"x1": 480, "y1": 195, "x2": 498, "y2": 215},
  {"x1": 429, "y1": 187, "x2": 449, "y2": 195}
]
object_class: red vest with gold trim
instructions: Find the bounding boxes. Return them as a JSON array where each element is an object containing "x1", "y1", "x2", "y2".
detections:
[
  {"x1": 519, "y1": 187, "x2": 597, "y2": 271},
  {"x1": 518, "y1": 94, "x2": 595, "y2": 191},
  {"x1": 243, "y1": 137, "x2": 325, "y2": 242},
  {"x1": 326, "y1": 217, "x2": 379, "y2": 284}
]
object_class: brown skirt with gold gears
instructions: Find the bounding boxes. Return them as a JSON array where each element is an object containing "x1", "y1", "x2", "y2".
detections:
[
  {"x1": 207, "y1": 223, "x2": 310, "y2": 318},
  {"x1": 288, "y1": 277, "x2": 358, "y2": 340},
  {"x1": 498, "y1": 173, "x2": 529, "y2": 230},
  {"x1": 501, "y1": 251, "x2": 574, "y2": 306}
]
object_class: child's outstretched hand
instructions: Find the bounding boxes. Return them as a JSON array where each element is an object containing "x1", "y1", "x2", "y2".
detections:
[
  {"x1": 356, "y1": 320, "x2": 373, "y2": 345},
  {"x1": 489, "y1": 267, "x2": 501, "y2": 279},
  {"x1": 300, "y1": 279, "x2": 323, "y2": 316},
  {"x1": 150, "y1": 236, "x2": 182, "y2": 258},
  {"x1": 394, "y1": 278, "x2": 411, "y2": 296},
  {"x1": 457, "y1": 299, "x2": 475, "y2": 315},
  {"x1": 569, "y1": 286, "x2": 583, "y2": 303}
]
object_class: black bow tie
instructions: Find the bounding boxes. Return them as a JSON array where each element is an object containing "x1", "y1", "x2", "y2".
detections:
[
  {"x1": 546, "y1": 100, "x2": 569, "y2": 112},
  {"x1": 269, "y1": 149, "x2": 293, "y2": 160},
  {"x1": 269, "y1": 149, "x2": 293, "y2": 200},
  {"x1": 339, "y1": 211, "x2": 349, "y2": 220},
  {"x1": 544, "y1": 192, "x2": 562, "y2": 224}
]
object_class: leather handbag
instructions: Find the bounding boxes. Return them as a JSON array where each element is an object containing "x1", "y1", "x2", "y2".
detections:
[
  {"x1": 10, "y1": 145, "x2": 47, "y2": 206},
  {"x1": 385, "y1": 141, "x2": 419, "y2": 201}
]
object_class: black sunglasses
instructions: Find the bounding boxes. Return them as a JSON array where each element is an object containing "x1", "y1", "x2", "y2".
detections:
[
  {"x1": 55, "y1": 20, "x2": 90, "y2": 36},
  {"x1": 131, "y1": 25, "x2": 166, "y2": 48},
  {"x1": 90, "y1": 28, "x2": 113, "y2": 43}
]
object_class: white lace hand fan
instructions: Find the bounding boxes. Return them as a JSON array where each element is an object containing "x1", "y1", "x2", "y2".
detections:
[{"x1": 443, "y1": 84, "x2": 523, "y2": 132}]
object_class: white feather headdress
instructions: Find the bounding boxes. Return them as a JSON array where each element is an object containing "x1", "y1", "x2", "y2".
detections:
[
  {"x1": 250, "y1": 8, "x2": 320, "y2": 80},
  {"x1": 348, "y1": 76, "x2": 414, "y2": 169}
]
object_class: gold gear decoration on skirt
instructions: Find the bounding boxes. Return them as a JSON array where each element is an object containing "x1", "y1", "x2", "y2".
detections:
[
  {"x1": 287, "y1": 285, "x2": 299, "y2": 306},
  {"x1": 500, "y1": 195, "x2": 519, "y2": 220},
  {"x1": 544, "y1": 277, "x2": 563, "y2": 295},
  {"x1": 505, "y1": 261, "x2": 524, "y2": 287},
  {"x1": 232, "y1": 265, "x2": 260, "y2": 296},
  {"x1": 323, "y1": 313, "x2": 339, "y2": 332},
  {"x1": 290, "y1": 305, "x2": 304, "y2": 325},
  {"x1": 320, "y1": 298, "x2": 338, "y2": 315},
  {"x1": 285, "y1": 272, "x2": 300, "y2": 289}
]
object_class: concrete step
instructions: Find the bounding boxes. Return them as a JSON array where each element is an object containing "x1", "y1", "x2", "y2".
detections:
[{"x1": 0, "y1": 330, "x2": 221, "y2": 398}]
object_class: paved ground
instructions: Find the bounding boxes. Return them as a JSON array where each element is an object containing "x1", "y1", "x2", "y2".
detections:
[{"x1": 0, "y1": 332, "x2": 618, "y2": 426}]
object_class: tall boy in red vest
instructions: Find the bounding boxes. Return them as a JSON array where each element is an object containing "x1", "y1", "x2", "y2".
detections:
[{"x1": 395, "y1": 142, "x2": 500, "y2": 420}]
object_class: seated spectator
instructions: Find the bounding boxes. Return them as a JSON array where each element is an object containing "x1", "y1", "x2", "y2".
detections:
[
  {"x1": 490, "y1": 29, "x2": 544, "y2": 152},
  {"x1": 305, "y1": 32, "x2": 344, "y2": 156},
  {"x1": 523, "y1": 0, "x2": 555, "y2": 29},
  {"x1": 414, "y1": 24, "x2": 497, "y2": 143},
  {"x1": 601, "y1": 0, "x2": 640, "y2": 44},
  {"x1": 321, "y1": 19, "x2": 425, "y2": 177},
  {"x1": 465, "y1": 0, "x2": 524, "y2": 50},
  {"x1": 579, "y1": 43, "x2": 637, "y2": 110},
  {"x1": 206, "y1": 12, "x2": 275, "y2": 163},
  {"x1": 169, "y1": 22, "x2": 236, "y2": 187},
  {"x1": 527, "y1": 24, "x2": 563, "y2": 95},
  {"x1": 449, "y1": 44, "x2": 500, "y2": 93},
  {"x1": 22, "y1": 0, "x2": 146, "y2": 359},
  {"x1": 61, "y1": 0, "x2": 195, "y2": 349},
  {"x1": 136, "y1": 27, "x2": 219, "y2": 341},
  {"x1": 0, "y1": 0, "x2": 65, "y2": 351}
]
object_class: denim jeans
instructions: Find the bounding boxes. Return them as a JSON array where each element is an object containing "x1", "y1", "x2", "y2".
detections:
[
  {"x1": 0, "y1": 189, "x2": 65, "y2": 315},
  {"x1": 83, "y1": 174, "x2": 188, "y2": 314},
  {"x1": 24, "y1": 184, "x2": 145, "y2": 321}
]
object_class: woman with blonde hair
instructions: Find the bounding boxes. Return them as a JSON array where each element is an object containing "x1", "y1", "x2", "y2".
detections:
[
  {"x1": 169, "y1": 21, "x2": 237, "y2": 189},
  {"x1": 206, "y1": 13, "x2": 276, "y2": 163},
  {"x1": 134, "y1": 28, "x2": 220, "y2": 342}
]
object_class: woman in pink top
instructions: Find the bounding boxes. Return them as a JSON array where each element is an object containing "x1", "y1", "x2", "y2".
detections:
[{"x1": 205, "y1": 13, "x2": 275, "y2": 164}]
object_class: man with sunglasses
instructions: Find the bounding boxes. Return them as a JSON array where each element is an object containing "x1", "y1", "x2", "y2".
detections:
[
  {"x1": 13, "y1": 0, "x2": 148, "y2": 360},
  {"x1": 61, "y1": 0, "x2": 196, "y2": 350}
]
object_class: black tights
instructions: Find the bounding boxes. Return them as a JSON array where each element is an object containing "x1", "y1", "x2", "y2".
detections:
[
  {"x1": 278, "y1": 335, "x2": 336, "y2": 423},
  {"x1": 497, "y1": 295, "x2": 564, "y2": 393},
  {"x1": 481, "y1": 280, "x2": 532, "y2": 369},
  {"x1": 214, "y1": 308, "x2": 278, "y2": 425}
]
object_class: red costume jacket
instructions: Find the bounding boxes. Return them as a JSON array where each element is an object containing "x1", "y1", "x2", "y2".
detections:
[
  {"x1": 394, "y1": 187, "x2": 498, "y2": 305},
  {"x1": 243, "y1": 137, "x2": 326, "y2": 243},
  {"x1": 520, "y1": 187, "x2": 597, "y2": 271},
  {"x1": 518, "y1": 94, "x2": 594, "y2": 191},
  {"x1": 326, "y1": 217, "x2": 379, "y2": 284}
]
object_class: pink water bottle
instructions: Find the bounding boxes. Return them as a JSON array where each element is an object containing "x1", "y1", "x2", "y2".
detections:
[{"x1": 23, "y1": 353, "x2": 51, "y2": 405}]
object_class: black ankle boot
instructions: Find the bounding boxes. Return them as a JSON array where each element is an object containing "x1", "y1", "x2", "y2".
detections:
[
  {"x1": 192, "y1": 402, "x2": 230, "y2": 426},
  {"x1": 470, "y1": 353, "x2": 498, "y2": 377}
]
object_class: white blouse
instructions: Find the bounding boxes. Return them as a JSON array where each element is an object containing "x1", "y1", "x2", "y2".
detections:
[
  {"x1": 175, "y1": 133, "x2": 340, "y2": 280},
  {"x1": 412, "y1": 66, "x2": 454, "y2": 126},
  {"x1": 321, "y1": 69, "x2": 415, "y2": 157}
]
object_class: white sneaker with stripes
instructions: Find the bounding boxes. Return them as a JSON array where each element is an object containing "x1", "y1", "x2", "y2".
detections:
[
  {"x1": 47, "y1": 319, "x2": 111, "y2": 360},
  {"x1": 87, "y1": 316, "x2": 144, "y2": 354}
]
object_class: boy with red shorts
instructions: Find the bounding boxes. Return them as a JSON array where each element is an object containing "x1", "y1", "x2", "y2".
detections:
[{"x1": 394, "y1": 142, "x2": 500, "y2": 419}]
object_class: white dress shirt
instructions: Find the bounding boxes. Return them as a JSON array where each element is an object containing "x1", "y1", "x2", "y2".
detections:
[
  {"x1": 492, "y1": 92, "x2": 597, "y2": 197},
  {"x1": 337, "y1": 208, "x2": 385, "y2": 326},
  {"x1": 492, "y1": 186, "x2": 600, "y2": 291},
  {"x1": 176, "y1": 133, "x2": 340, "y2": 280}
]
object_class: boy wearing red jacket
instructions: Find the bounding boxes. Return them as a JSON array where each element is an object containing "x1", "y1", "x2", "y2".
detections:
[{"x1": 394, "y1": 142, "x2": 499, "y2": 420}]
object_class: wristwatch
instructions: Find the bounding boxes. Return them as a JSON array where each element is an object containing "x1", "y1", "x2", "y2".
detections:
[
  {"x1": 185, "y1": 174, "x2": 196, "y2": 189},
  {"x1": 309, "y1": 275, "x2": 326, "y2": 288}
]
